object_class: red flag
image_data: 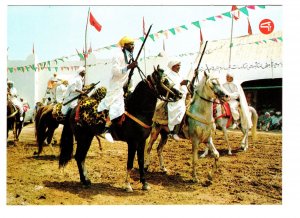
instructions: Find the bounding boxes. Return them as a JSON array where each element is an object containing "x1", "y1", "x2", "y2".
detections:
[
  {"x1": 142, "y1": 16, "x2": 146, "y2": 36},
  {"x1": 89, "y1": 12, "x2": 102, "y2": 32},
  {"x1": 247, "y1": 17, "x2": 253, "y2": 35},
  {"x1": 231, "y1": 5, "x2": 240, "y2": 21}
]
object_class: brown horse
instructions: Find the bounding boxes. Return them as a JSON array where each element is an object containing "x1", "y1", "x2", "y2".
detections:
[
  {"x1": 34, "y1": 87, "x2": 106, "y2": 156},
  {"x1": 7, "y1": 99, "x2": 25, "y2": 145}
]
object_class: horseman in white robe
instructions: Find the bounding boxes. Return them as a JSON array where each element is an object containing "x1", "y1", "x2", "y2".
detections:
[
  {"x1": 97, "y1": 36, "x2": 138, "y2": 143},
  {"x1": 7, "y1": 80, "x2": 24, "y2": 121},
  {"x1": 56, "y1": 80, "x2": 68, "y2": 103},
  {"x1": 165, "y1": 60, "x2": 189, "y2": 141},
  {"x1": 61, "y1": 67, "x2": 86, "y2": 115},
  {"x1": 222, "y1": 72, "x2": 252, "y2": 129}
]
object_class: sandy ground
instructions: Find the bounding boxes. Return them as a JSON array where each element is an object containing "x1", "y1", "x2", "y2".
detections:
[{"x1": 7, "y1": 123, "x2": 282, "y2": 205}]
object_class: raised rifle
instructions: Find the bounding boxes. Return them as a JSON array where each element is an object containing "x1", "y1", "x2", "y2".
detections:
[
  {"x1": 63, "y1": 81, "x2": 100, "y2": 106},
  {"x1": 189, "y1": 41, "x2": 208, "y2": 95},
  {"x1": 123, "y1": 24, "x2": 153, "y2": 96}
]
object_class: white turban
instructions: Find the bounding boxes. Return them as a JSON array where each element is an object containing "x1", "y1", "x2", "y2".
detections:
[
  {"x1": 168, "y1": 60, "x2": 181, "y2": 70},
  {"x1": 77, "y1": 66, "x2": 85, "y2": 73},
  {"x1": 226, "y1": 71, "x2": 234, "y2": 78}
]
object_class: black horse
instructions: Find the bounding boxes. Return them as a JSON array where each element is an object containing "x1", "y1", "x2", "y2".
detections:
[
  {"x1": 7, "y1": 99, "x2": 25, "y2": 145},
  {"x1": 59, "y1": 66, "x2": 182, "y2": 192}
]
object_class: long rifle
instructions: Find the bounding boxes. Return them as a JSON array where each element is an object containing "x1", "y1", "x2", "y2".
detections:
[
  {"x1": 123, "y1": 24, "x2": 153, "y2": 96},
  {"x1": 189, "y1": 41, "x2": 208, "y2": 94},
  {"x1": 63, "y1": 81, "x2": 100, "y2": 106}
]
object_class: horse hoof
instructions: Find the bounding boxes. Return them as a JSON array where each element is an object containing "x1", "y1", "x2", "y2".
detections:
[
  {"x1": 200, "y1": 154, "x2": 206, "y2": 158},
  {"x1": 228, "y1": 151, "x2": 232, "y2": 155},
  {"x1": 33, "y1": 151, "x2": 39, "y2": 156},
  {"x1": 82, "y1": 180, "x2": 91, "y2": 188},
  {"x1": 142, "y1": 182, "x2": 151, "y2": 191},
  {"x1": 124, "y1": 182, "x2": 133, "y2": 192}
]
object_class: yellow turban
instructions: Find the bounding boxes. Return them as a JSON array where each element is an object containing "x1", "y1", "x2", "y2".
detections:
[{"x1": 118, "y1": 36, "x2": 134, "y2": 47}]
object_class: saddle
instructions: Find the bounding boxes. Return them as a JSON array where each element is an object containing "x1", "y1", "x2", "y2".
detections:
[{"x1": 213, "y1": 101, "x2": 233, "y2": 128}]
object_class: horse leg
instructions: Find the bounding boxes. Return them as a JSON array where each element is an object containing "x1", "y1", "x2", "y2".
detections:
[
  {"x1": 200, "y1": 146, "x2": 209, "y2": 158},
  {"x1": 206, "y1": 137, "x2": 219, "y2": 181},
  {"x1": 137, "y1": 141, "x2": 150, "y2": 191},
  {"x1": 157, "y1": 131, "x2": 168, "y2": 172},
  {"x1": 191, "y1": 138, "x2": 200, "y2": 183},
  {"x1": 13, "y1": 120, "x2": 17, "y2": 146},
  {"x1": 144, "y1": 126, "x2": 160, "y2": 171},
  {"x1": 124, "y1": 141, "x2": 137, "y2": 192},
  {"x1": 222, "y1": 126, "x2": 232, "y2": 155},
  {"x1": 95, "y1": 135, "x2": 102, "y2": 151},
  {"x1": 240, "y1": 128, "x2": 249, "y2": 151},
  {"x1": 74, "y1": 133, "x2": 94, "y2": 187}
]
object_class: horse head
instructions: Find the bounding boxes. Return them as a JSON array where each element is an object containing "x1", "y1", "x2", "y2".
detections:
[
  {"x1": 147, "y1": 65, "x2": 182, "y2": 102},
  {"x1": 200, "y1": 71, "x2": 227, "y2": 100}
]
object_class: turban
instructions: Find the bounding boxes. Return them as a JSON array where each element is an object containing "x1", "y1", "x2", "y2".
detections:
[
  {"x1": 118, "y1": 36, "x2": 135, "y2": 47},
  {"x1": 77, "y1": 66, "x2": 85, "y2": 73},
  {"x1": 168, "y1": 60, "x2": 181, "y2": 70},
  {"x1": 7, "y1": 80, "x2": 14, "y2": 84},
  {"x1": 226, "y1": 71, "x2": 234, "y2": 78}
]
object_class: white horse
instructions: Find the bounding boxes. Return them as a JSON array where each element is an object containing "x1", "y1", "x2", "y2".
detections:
[
  {"x1": 145, "y1": 71, "x2": 227, "y2": 183},
  {"x1": 199, "y1": 100, "x2": 258, "y2": 157}
]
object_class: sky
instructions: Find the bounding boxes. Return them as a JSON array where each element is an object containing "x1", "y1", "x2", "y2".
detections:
[
  {"x1": 2, "y1": 0, "x2": 300, "y2": 217},
  {"x1": 6, "y1": 4, "x2": 282, "y2": 63}
]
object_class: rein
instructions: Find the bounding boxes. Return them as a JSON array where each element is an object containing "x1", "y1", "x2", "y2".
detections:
[{"x1": 124, "y1": 111, "x2": 151, "y2": 129}]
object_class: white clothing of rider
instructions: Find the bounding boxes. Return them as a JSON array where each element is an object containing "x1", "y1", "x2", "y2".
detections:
[
  {"x1": 222, "y1": 72, "x2": 252, "y2": 129},
  {"x1": 97, "y1": 36, "x2": 137, "y2": 143},
  {"x1": 165, "y1": 60, "x2": 188, "y2": 141},
  {"x1": 8, "y1": 81, "x2": 24, "y2": 121}
]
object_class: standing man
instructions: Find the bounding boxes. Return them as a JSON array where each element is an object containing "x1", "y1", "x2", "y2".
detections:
[
  {"x1": 165, "y1": 60, "x2": 189, "y2": 141},
  {"x1": 7, "y1": 80, "x2": 24, "y2": 121},
  {"x1": 222, "y1": 72, "x2": 252, "y2": 129},
  {"x1": 97, "y1": 36, "x2": 138, "y2": 142},
  {"x1": 61, "y1": 67, "x2": 86, "y2": 115},
  {"x1": 45, "y1": 73, "x2": 60, "y2": 103}
]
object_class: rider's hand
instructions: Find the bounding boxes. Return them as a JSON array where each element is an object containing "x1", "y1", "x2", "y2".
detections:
[
  {"x1": 127, "y1": 61, "x2": 137, "y2": 70},
  {"x1": 180, "y1": 80, "x2": 189, "y2": 86}
]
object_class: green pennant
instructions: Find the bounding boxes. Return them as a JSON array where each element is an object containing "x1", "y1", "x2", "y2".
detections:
[
  {"x1": 17, "y1": 67, "x2": 22, "y2": 72},
  {"x1": 207, "y1": 16, "x2": 216, "y2": 21},
  {"x1": 180, "y1": 25, "x2": 188, "y2": 30},
  {"x1": 139, "y1": 36, "x2": 145, "y2": 42},
  {"x1": 263, "y1": 40, "x2": 267, "y2": 43},
  {"x1": 158, "y1": 30, "x2": 164, "y2": 34},
  {"x1": 239, "y1": 7, "x2": 249, "y2": 16},
  {"x1": 222, "y1": 12, "x2": 232, "y2": 18},
  {"x1": 255, "y1": 42, "x2": 259, "y2": 45},
  {"x1": 9, "y1": 68, "x2": 13, "y2": 73},
  {"x1": 47, "y1": 61, "x2": 51, "y2": 66},
  {"x1": 169, "y1": 28, "x2": 176, "y2": 35},
  {"x1": 55, "y1": 67, "x2": 58, "y2": 72},
  {"x1": 48, "y1": 67, "x2": 51, "y2": 71},
  {"x1": 78, "y1": 53, "x2": 84, "y2": 59},
  {"x1": 149, "y1": 34, "x2": 155, "y2": 41},
  {"x1": 257, "y1": 5, "x2": 266, "y2": 9},
  {"x1": 31, "y1": 64, "x2": 36, "y2": 71},
  {"x1": 277, "y1": 37, "x2": 283, "y2": 41},
  {"x1": 111, "y1": 44, "x2": 117, "y2": 47},
  {"x1": 25, "y1": 66, "x2": 30, "y2": 71},
  {"x1": 191, "y1": 21, "x2": 201, "y2": 29}
]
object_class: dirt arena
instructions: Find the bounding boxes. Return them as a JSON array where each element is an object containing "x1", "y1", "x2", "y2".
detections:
[{"x1": 7, "y1": 123, "x2": 282, "y2": 205}]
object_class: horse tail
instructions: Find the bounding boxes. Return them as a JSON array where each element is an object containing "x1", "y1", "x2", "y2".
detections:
[
  {"x1": 34, "y1": 106, "x2": 45, "y2": 138},
  {"x1": 36, "y1": 106, "x2": 52, "y2": 147},
  {"x1": 59, "y1": 109, "x2": 74, "y2": 168},
  {"x1": 250, "y1": 106, "x2": 258, "y2": 142}
]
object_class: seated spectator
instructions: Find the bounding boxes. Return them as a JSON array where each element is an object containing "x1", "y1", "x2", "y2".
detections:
[
  {"x1": 270, "y1": 111, "x2": 282, "y2": 130},
  {"x1": 259, "y1": 111, "x2": 272, "y2": 131}
]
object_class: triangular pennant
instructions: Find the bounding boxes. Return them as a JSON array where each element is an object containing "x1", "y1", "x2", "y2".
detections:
[
  {"x1": 149, "y1": 34, "x2": 155, "y2": 41},
  {"x1": 222, "y1": 12, "x2": 232, "y2": 18},
  {"x1": 239, "y1": 7, "x2": 249, "y2": 16},
  {"x1": 257, "y1": 5, "x2": 266, "y2": 9},
  {"x1": 9, "y1": 68, "x2": 13, "y2": 73},
  {"x1": 215, "y1": 15, "x2": 223, "y2": 19},
  {"x1": 175, "y1": 27, "x2": 181, "y2": 32},
  {"x1": 169, "y1": 28, "x2": 176, "y2": 35},
  {"x1": 191, "y1": 21, "x2": 201, "y2": 29},
  {"x1": 206, "y1": 16, "x2": 216, "y2": 21},
  {"x1": 55, "y1": 67, "x2": 58, "y2": 72},
  {"x1": 277, "y1": 37, "x2": 283, "y2": 41},
  {"x1": 139, "y1": 36, "x2": 145, "y2": 42},
  {"x1": 180, "y1": 25, "x2": 188, "y2": 30},
  {"x1": 247, "y1": 5, "x2": 255, "y2": 10}
]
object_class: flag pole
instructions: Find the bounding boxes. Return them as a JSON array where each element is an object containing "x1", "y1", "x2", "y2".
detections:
[
  {"x1": 228, "y1": 15, "x2": 234, "y2": 69},
  {"x1": 84, "y1": 7, "x2": 90, "y2": 84}
]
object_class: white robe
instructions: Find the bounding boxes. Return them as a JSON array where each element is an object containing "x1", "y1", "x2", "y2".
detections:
[
  {"x1": 165, "y1": 69, "x2": 188, "y2": 131},
  {"x1": 61, "y1": 75, "x2": 84, "y2": 115},
  {"x1": 9, "y1": 87, "x2": 24, "y2": 114},
  {"x1": 222, "y1": 81, "x2": 252, "y2": 129},
  {"x1": 56, "y1": 84, "x2": 68, "y2": 103},
  {"x1": 97, "y1": 49, "x2": 132, "y2": 120}
]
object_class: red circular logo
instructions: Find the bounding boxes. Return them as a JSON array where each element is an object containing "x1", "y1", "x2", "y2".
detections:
[{"x1": 259, "y1": 19, "x2": 274, "y2": 34}]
